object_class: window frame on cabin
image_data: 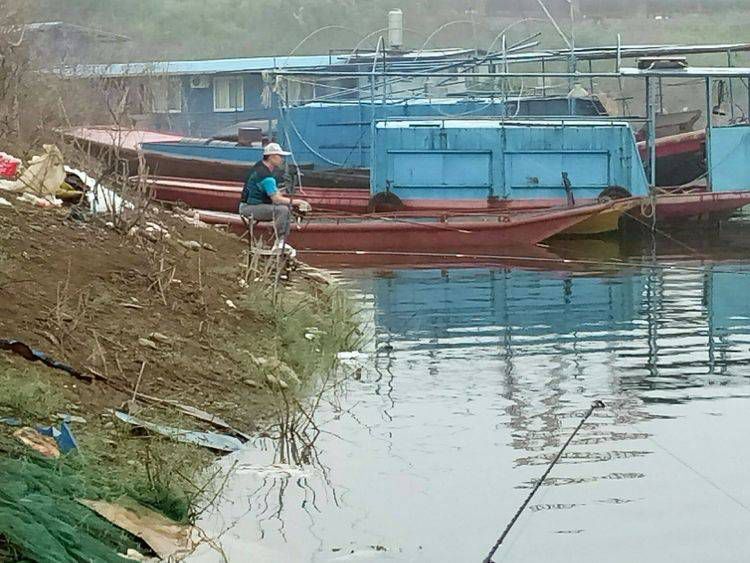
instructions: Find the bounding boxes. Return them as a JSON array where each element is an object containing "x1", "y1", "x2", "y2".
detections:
[
  {"x1": 213, "y1": 76, "x2": 245, "y2": 112},
  {"x1": 150, "y1": 77, "x2": 183, "y2": 114}
]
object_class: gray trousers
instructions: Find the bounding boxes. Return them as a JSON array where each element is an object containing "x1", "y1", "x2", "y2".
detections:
[{"x1": 238, "y1": 203, "x2": 291, "y2": 239}]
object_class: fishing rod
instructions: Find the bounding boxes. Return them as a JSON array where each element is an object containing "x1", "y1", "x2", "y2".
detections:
[{"x1": 482, "y1": 400, "x2": 606, "y2": 563}]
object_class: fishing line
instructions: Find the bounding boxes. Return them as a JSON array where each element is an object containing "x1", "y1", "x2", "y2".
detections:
[
  {"x1": 630, "y1": 422, "x2": 750, "y2": 514},
  {"x1": 482, "y1": 400, "x2": 606, "y2": 563}
]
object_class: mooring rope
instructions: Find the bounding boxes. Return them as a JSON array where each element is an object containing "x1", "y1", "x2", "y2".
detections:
[{"x1": 482, "y1": 400, "x2": 606, "y2": 563}]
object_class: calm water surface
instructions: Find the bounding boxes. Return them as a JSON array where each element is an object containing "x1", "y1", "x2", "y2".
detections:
[{"x1": 194, "y1": 224, "x2": 750, "y2": 562}]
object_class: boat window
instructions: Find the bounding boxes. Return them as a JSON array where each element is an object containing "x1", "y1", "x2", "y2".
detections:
[
  {"x1": 150, "y1": 78, "x2": 182, "y2": 113},
  {"x1": 214, "y1": 77, "x2": 245, "y2": 113}
]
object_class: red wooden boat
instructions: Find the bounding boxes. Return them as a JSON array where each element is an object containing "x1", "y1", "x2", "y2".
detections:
[
  {"x1": 144, "y1": 174, "x2": 750, "y2": 226},
  {"x1": 629, "y1": 188, "x2": 750, "y2": 221},
  {"x1": 144, "y1": 176, "x2": 371, "y2": 214},
  {"x1": 636, "y1": 129, "x2": 706, "y2": 186},
  {"x1": 196, "y1": 201, "x2": 619, "y2": 253}
]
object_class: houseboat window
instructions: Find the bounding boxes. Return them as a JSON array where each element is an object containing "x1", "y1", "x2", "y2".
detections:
[
  {"x1": 214, "y1": 77, "x2": 244, "y2": 112},
  {"x1": 151, "y1": 78, "x2": 182, "y2": 113}
]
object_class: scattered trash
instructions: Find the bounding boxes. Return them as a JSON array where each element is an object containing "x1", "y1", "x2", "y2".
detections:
[
  {"x1": 17, "y1": 192, "x2": 62, "y2": 208},
  {"x1": 151, "y1": 400, "x2": 251, "y2": 441},
  {"x1": 247, "y1": 353, "x2": 267, "y2": 367},
  {"x1": 0, "y1": 152, "x2": 21, "y2": 178},
  {"x1": 65, "y1": 166, "x2": 132, "y2": 215},
  {"x1": 174, "y1": 210, "x2": 209, "y2": 228},
  {"x1": 7, "y1": 145, "x2": 65, "y2": 198},
  {"x1": 225, "y1": 299, "x2": 237, "y2": 310},
  {"x1": 138, "y1": 338, "x2": 159, "y2": 350},
  {"x1": 148, "y1": 332, "x2": 171, "y2": 345},
  {"x1": 66, "y1": 207, "x2": 88, "y2": 221},
  {"x1": 120, "y1": 548, "x2": 150, "y2": 561},
  {"x1": 0, "y1": 197, "x2": 12, "y2": 207},
  {"x1": 78, "y1": 498, "x2": 191, "y2": 560},
  {"x1": 13, "y1": 427, "x2": 60, "y2": 458},
  {"x1": 114, "y1": 411, "x2": 243, "y2": 453},
  {"x1": 0, "y1": 417, "x2": 22, "y2": 426},
  {"x1": 130, "y1": 222, "x2": 171, "y2": 243},
  {"x1": 243, "y1": 378, "x2": 260, "y2": 388},
  {"x1": 178, "y1": 240, "x2": 202, "y2": 252},
  {"x1": 37, "y1": 421, "x2": 78, "y2": 454},
  {"x1": 0, "y1": 338, "x2": 101, "y2": 381},
  {"x1": 54, "y1": 413, "x2": 87, "y2": 424},
  {"x1": 120, "y1": 302, "x2": 145, "y2": 310},
  {"x1": 201, "y1": 242, "x2": 217, "y2": 252}
]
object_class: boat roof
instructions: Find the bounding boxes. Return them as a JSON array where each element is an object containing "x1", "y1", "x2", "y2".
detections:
[
  {"x1": 500, "y1": 42, "x2": 750, "y2": 64},
  {"x1": 55, "y1": 48, "x2": 479, "y2": 79},
  {"x1": 64, "y1": 126, "x2": 183, "y2": 150},
  {"x1": 621, "y1": 66, "x2": 750, "y2": 78},
  {"x1": 296, "y1": 94, "x2": 572, "y2": 109},
  {"x1": 375, "y1": 118, "x2": 631, "y2": 129}
]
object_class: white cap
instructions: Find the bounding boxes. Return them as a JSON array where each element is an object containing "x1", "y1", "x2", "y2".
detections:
[{"x1": 263, "y1": 142, "x2": 291, "y2": 156}]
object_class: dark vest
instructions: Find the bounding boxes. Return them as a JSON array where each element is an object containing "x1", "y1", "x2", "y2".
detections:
[{"x1": 241, "y1": 161, "x2": 275, "y2": 205}]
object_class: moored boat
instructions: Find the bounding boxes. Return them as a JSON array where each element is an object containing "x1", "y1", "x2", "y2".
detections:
[
  {"x1": 143, "y1": 174, "x2": 642, "y2": 235},
  {"x1": 196, "y1": 200, "x2": 621, "y2": 252}
]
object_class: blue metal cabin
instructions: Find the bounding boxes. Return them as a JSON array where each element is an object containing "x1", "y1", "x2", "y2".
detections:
[
  {"x1": 371, "y1": 118, "x2": 650, "y2": 201},
  {"x1": 704, "y1": 124, "x2": 750, "y2": 192},
  {"x1": 138, "y1": 95, "x2": 607, "y2": 169},
  {"x1": 279, "y1": 96, "x2": 607, "y2": 169}
]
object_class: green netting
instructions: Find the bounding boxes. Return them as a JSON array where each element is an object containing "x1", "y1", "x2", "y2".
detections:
[{"x1": 0, "y1": 454, "x2": 137, "y2": 563}]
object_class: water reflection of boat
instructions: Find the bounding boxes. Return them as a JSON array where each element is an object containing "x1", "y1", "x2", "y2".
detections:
[{"x1": 198, "y1": 200, "x2": 618, "y2": 253}]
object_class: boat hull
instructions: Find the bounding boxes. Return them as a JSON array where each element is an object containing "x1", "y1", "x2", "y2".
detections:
[
  {"x1": 145, "y1": 176, "x2": 750, "y2": 231},
  {"x1": 197, "y1": 202, "x2": 616, "y2": 252},
  {"x1": 641, "y1": 190, "x2": 750, "y2": 221},
  {"x1": 559, "y1": 198, "x2": 641, "y2": 235}
]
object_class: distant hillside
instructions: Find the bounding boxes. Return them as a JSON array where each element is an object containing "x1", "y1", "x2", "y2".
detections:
[{"x1": 21, "y1": 0, "x2": 750, "y2": 63}]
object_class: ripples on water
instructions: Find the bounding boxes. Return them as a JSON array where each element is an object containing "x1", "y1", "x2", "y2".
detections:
[{"x1": 193, "y1": 229, "x2": 750, "y2": 563}]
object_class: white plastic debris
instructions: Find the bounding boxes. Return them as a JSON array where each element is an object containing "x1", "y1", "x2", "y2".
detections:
[
  {"x1": 17, "y1": 192, "x2": 62, "y2": 208},
  {"x1": 178, "y1": 240, "x2": 202, "y2": 251},
  {"x1": 9, "y1": 145, "x2": 65, "y2": 197},
  {"x1": 226, "y1": 299, "x2": 237, "y2": 310},
  {"x1": 0, "y1": 197, "x2": 12, "y2": 207},
  {"x1": 65, "y1": 166, "x2": 133, "y2": 215}
]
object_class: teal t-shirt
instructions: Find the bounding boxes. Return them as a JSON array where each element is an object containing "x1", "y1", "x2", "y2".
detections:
[{"x1": 242, "y1": 163, "x2": 278, "y2": 205}]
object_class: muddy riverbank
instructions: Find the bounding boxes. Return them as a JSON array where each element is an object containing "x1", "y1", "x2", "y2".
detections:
[{"x1": 0, "y1": 196, "x2": 358, "y2": 560}]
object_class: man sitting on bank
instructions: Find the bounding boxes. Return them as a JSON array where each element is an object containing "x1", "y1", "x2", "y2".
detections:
[{"x1": 238, "y1": 143, "x2": 310, "y2": 253}]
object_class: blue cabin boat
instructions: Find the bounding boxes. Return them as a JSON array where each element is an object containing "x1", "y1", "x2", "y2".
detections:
[
  {"x1": 142, "y1": 138, "x2": 263, "y2": 163},
  {"x1": 370, "y1": 118, "x2": 650, "y2": 203},
  {"x1": 280, "y1": 96, "x2": 607, "y2": 169},
  {"x1": 140, "y1": 95, "x2": 607, "y2": 171}
]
